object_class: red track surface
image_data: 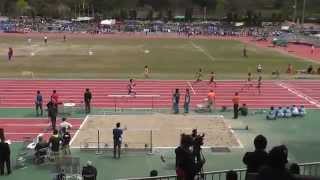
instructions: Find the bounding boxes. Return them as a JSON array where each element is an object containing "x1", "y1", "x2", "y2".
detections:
[
  {"x1": 0, "y1": 79, "x2": 319, "y2": 109},
  {"x1": 0, "y1": 118, "x2": 81, "y2": 141}
]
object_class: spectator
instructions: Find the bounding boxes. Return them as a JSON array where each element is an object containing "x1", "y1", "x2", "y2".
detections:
[
  {"x1": 226, "y1": 170, "x2": 238, "y2": 180},
  {"x1": 317, "y1": 67, "x2": 320, "y2": 75},
  {"x1": 291, "y1": 105, "x2": 299, "y2": 117},
  {"x1": 239, "y1": 104, "x2": 248, "y2": 116},
  {"x1": 150, "y1": 170, "x2": 158, "y2": 177},
  {"x1": 258, "y1": 145, "x2": 293, "y2": 180},
  {"x1": 48, "y1": 129, "x2": 61, "y2": 158},
  {"x1": 276, "y1": 107, "x2": 284, "y2": 118},
  {"x1": 288, "y1": 163, "x2": 300, "y2": 175},
  {"x1": 175, "y1": 134, "x2": 205, "y2": 180},
  {"x1": 243, "y1": 135, "x2": 268, "y2": 174},
  {"x1": 47, "y1": 100, "x2": 58, "y2": 130},
  {"x1": 232, "y1": 92, "x2": 240, "y2": 119},
  {"x1": 283, "y1": 107, "x2": 292, "y2": 118},
  {"x1": 34, "y1": 136, "x2": 48, "y2": 164},
  {"x1": 266, "y1": 107, "x2": 276, "y2": 120},
  {"x1": 84, "y1": 88, "x2": 92, "y2": 114},
  {"x1": 0, "y1": 136, "x2": 11, "y2": 175},
  {"x1": 82, "y1": 161, "x2": 97, "y2": 180},
  {"x1": 35, "y1": 90, "x2": 43, "y2": 116},
  {"x1": 113, "y1": 122, "x2": 124, "y2": 159},
  {"x1": 172, "y1": 89, "x2": 180, "y2": 114},
  {"x1": 61, "y1": 128, "x2": 71, "y2": 155},
  {"x1": 298, "y1": 106, "x2": 306, "y2": 117}
]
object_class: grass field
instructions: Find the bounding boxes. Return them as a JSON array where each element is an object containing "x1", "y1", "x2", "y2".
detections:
[{"x1": 0, "y1": 35, "x2": 318, "y2": 79}]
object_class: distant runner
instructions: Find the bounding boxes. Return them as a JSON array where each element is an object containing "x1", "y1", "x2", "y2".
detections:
[{"x1": 128, "y1": 79, "x2": 136, "y2": 95}]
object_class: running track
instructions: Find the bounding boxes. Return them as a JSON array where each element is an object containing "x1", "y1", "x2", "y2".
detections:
[
  {"x1": 0, "y1": 118, "x2": 81, "y2": 141},
  {"x1": 0, "y1": 79, "x2": 319, "y2": 109},
  {"x1": 1, "y1": 79, "x2": 320, "y2": 141}
]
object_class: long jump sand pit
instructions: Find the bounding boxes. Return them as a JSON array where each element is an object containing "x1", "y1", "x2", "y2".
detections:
[{"x1": 70, "y1": 114, "x2": 240, "y2": 150}]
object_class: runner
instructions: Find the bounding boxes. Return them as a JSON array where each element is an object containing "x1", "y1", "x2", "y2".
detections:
[
  {"x1": 128, "y1": 79, "x2": 136, "y2": 95},
  {"x1": 208, "y1": 71, "x2": 217, "y2": 87},
  {"x1": 257, "y1": 75, "x2": 262, "y2": 95},
  {"x1": 241, "y1": 72, "x2": 253, "y2": 92},
  {"x1": 195, "y1": 68, "x2": 203, "y2": 82}
]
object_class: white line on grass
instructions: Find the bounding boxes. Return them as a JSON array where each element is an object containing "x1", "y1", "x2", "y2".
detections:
[
  {"x1": 277, "y1": 82, "x2": 320, "y2": 108},
  {"x1": 189, "y1": 41, "x2": 215, "y2": 62},
  {"x1": 187, "y1": 81, "x2": 196, "y2": 95},
  {"x1": 69, "y1": 115, "x2": 90, "y2": 147}
]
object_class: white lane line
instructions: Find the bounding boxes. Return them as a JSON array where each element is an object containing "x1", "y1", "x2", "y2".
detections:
[
  {"x1": 187, "y1": 81, "x2": 196, "y2": 95},
  {"x1": 69, "y1": 115, "x2": 90, "y2": 146},
  {"x1": 277, "y1": 82, "x2": 320, "y2": 108},
  {"x1": 190, "y1": 41, "x2": 215, "y2": 62}
]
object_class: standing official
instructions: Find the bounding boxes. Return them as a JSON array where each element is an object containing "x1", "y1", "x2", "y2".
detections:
[
  {"x1": 0, "y1": 133, "x2": 11, "y2": 176},
  {"x1": 84, "y1": 89, "x2": 92, "y2": 114},
  {"x1": 35, "y1": 91, "x2": 43, "y2": 116},
  {"x1": 232, "y1": 92, "x2": 240, "y2": 119},
  {"x1": 113, "y1": 122, "x2": 124, "y2": 159}
]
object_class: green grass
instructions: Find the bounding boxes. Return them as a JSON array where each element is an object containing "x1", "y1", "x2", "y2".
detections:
[{"x1": 0, "y1": 36, "x2": 318, "y2": 79}]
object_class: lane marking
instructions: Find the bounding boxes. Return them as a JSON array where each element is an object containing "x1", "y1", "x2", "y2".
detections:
[
  {"x1": 190, "y1": 41, "x2": 215, "y2": 62},
  {"x1": 277, "y1": 82, "x2": 320, "y2": 108},
  {"x1": 187, "y1": 81, "x2": 196, "y2": 95},
  {"x1": 69, "y1": 115, "x2": 90, "y2": 146}
]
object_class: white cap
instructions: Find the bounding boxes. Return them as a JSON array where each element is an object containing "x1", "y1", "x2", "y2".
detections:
[{"x1": 87, "y1": 161, "x2": 92, "y2": 166}]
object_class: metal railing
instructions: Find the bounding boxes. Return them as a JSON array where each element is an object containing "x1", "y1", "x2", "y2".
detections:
[{"x1": 118, "y1": 162, "x2": 320, "y2": 180}]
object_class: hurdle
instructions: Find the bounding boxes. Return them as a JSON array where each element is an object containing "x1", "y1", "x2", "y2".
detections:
[{"x1": 107, "y1": 94, "x2": 161, "y2": 112}]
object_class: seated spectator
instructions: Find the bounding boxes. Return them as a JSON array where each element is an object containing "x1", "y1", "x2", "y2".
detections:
[
  {"x1": 258, "y1": 145, "x2": 293, "y2": 180},
  {"x1": 276, "y1": 107, "x2": 284, "y2": 118},
  {"x1": 48, "y1": 129, "x2": 62, "y2": 158},
  {"x1": 34, "y1": 136, "x2": 48, "y2": 164},
  {"x1": 150, "y1": 170, "x2": 158, "y2": 177},
  {"x1": 298, "y1": 106, "x2": 306, "y2": 117},
  {"x1": 307, "y1": 65, "x2": 314, "y2": 74},
  {"x1": 283, "y1": 107, "x2": 292, "y2": 118},
  {"x1": 288, "y1": 163, "x2": 300, "y2": 175},
  {"x1": 82, "y1": 161, "x2": 97, "y2": 180},
  {"x1": 266, "y1": 107, "x2": 276, "y2": 120},
  {"x1": 243, "y1": 135, "x2": 268, "y2": 174},
  {"x1": 226, "y1": 170, "x2": 238, "y2": 180},
  {"x1": 61, "y1": 128, "x2": 71, "y2": 155},
  {"x1": 291, "y1": 105, "x2": 299, "y2": 117},
  {"x1": 239, "y1": 104, "x2": 248, "y2": 116}
]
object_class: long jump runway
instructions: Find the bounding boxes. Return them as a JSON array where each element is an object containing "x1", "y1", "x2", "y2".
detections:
[
  {"x1": 0, "y1": 118, "x2": 81, "y2": 141},
  {"x1": 0, "y1": 79, "x2": 318, "y2": 109}
]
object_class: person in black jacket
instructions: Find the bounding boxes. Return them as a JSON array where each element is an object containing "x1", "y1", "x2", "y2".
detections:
[
  {"x1": 0, "y1": 136, "x2": 11, "y2": 175},
  {"x1": 84, "y1": 88, "x2": 92, "y2": 114},
  {"x1": 82, "y1": 161, "x2": 97, "y2": 180},
  {"x1": 258, "y1": 145, "x2": 293, "y2": 180},
  {"x1": 243, "y1": 135, "x2": 268, "y2": 174},
  {"x1": 47, "y1": 100, "x2": 58, "y2": 130},
  {"x1": 175, "y1": 134, "x2": 205, "y2": 180}
]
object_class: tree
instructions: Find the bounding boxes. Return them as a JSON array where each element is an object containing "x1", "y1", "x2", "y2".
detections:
[
  {"x1": 16, "y1": 0, "x2": 28, "y2": 15},
  {"x1": 215, "y1": 0, "x2": 225, "y2": 19}
]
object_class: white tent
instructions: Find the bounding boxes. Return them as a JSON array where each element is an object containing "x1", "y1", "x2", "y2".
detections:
[{"x1": 100, "y1": 19, "x2": 116, "y2": 25}]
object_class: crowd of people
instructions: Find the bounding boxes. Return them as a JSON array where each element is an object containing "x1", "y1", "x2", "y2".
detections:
[{"x1": 266, "y1": 105, "x2": 306, "y2": 120}]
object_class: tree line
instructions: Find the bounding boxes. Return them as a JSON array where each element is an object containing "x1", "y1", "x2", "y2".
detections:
[{"x1": 0, "y1": 0, "x2": 319, "y2": 22}]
